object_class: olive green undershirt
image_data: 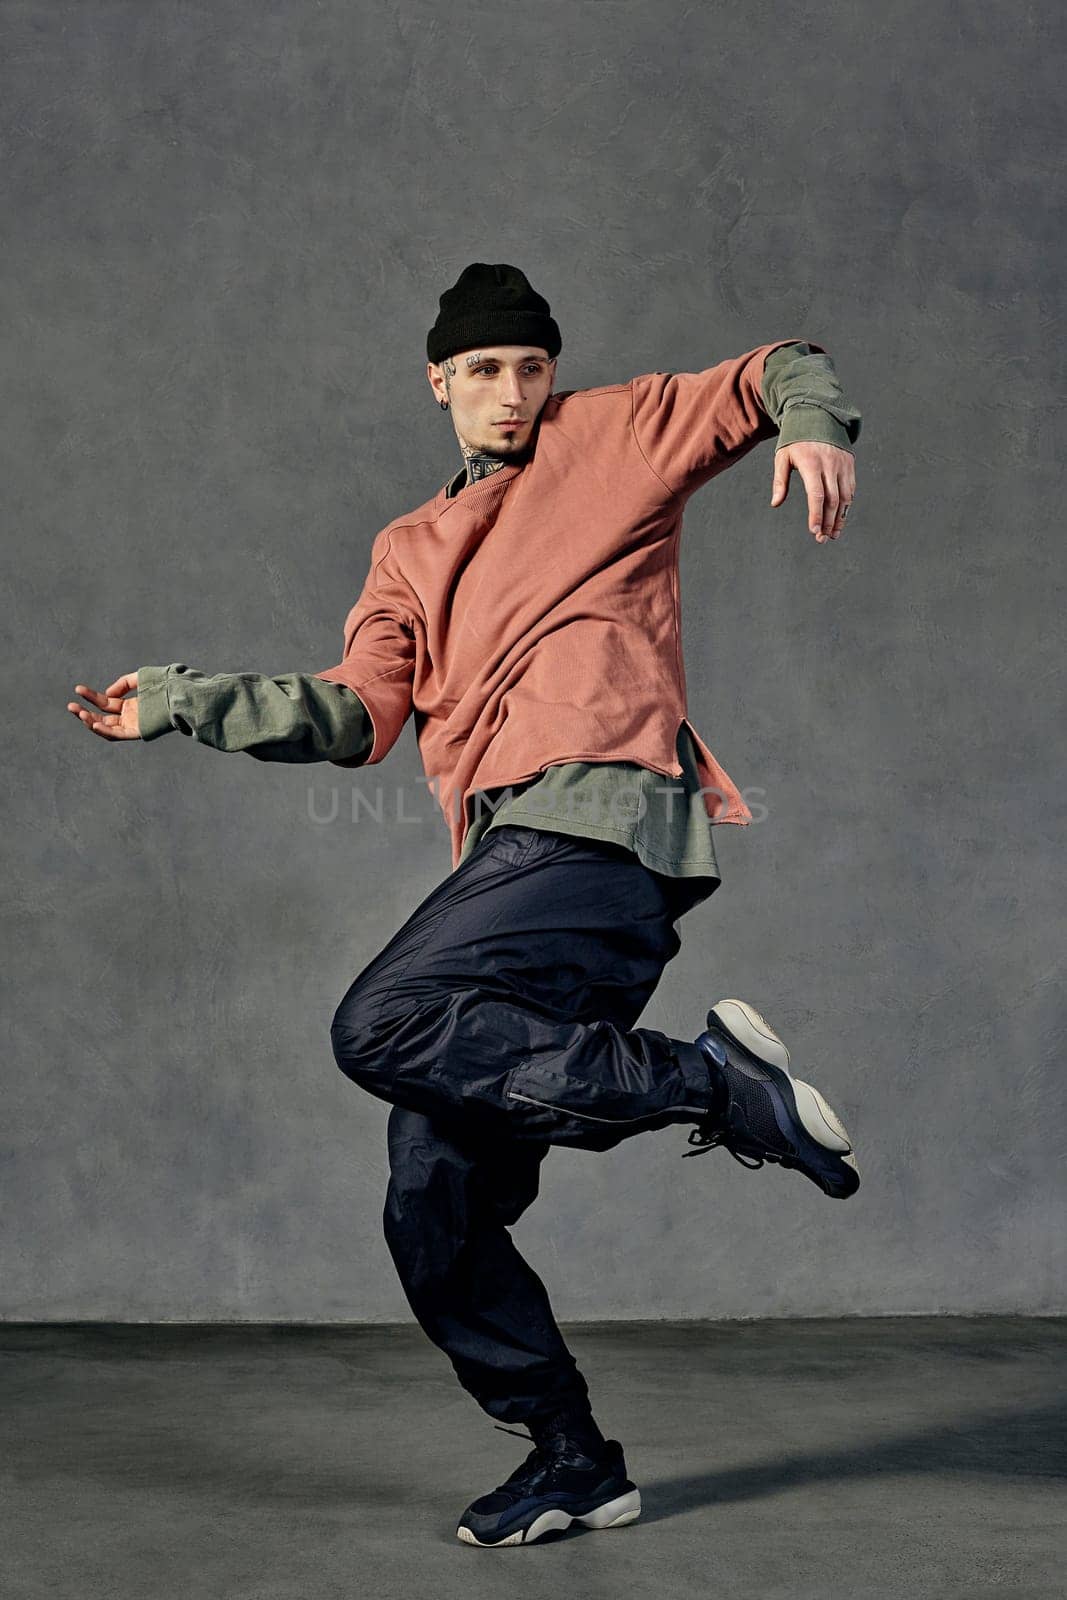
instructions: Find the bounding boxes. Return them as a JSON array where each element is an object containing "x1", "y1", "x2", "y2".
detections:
[{"x1": 137, "y1": 342, "x2": 861, "y2": 899}]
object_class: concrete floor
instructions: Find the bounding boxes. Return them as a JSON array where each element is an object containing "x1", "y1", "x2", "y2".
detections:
[{"x1": 1, "y1": 1318, "x2": 1064, "y2": 1599}]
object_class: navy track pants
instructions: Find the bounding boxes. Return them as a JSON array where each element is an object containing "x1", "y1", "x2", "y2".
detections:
[{"x1": 329, "y1": 823, "x2": 716, "y2": 1428}]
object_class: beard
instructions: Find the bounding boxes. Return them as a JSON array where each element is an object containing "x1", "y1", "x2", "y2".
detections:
[{"x1": 477, "y1": 416, "x2": 540, "y2": 460}]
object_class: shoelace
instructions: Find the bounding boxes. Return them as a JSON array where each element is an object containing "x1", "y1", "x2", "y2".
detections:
[
  {"x1": 684, "y1": 1037, "x2": 769, "y2": 1168},
  {"x1": 492, "y1": 1422, "x2": 608, "y2": 1466},
  {"x1": 486, "y1": 1423, "x2": 618, "y2": 1511},
  {"x1": 479, "y1": 1428, "x2": 550, "y2": 1506},
  {"x1": 488, "y1": 1424, "x2": 602, "y2": 1502},
  {"x1": 493, "y1": 1423, "x2": 603, "y2": 1454},
  {"x1": 682, "y1": 1124, "x2": 767, "y2": 1168}
]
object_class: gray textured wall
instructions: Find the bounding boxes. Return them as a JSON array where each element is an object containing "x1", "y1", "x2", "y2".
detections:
[{"x1": 4, "y1": 1, "x2": 1063, "y2": 1321}]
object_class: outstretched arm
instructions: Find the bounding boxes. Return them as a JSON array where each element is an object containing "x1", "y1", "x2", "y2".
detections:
[
  {"x1": 67, "y1": 667, "x2": 374, "y2": 761},
  {"x1": 68, "y1": 530, "x2": 418, "y2": 763}
]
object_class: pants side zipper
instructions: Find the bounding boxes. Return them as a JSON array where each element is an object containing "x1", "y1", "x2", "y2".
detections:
[{"x1": 506, "y1": 1089, "x2": 708, "y2": 1125}]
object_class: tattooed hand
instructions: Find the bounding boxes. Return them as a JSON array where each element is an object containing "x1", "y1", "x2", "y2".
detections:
[{"x1": 770, "y1": 440, "x2": 856, "y2": 543}]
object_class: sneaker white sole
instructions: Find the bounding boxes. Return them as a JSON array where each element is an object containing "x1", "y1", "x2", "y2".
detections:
[
  {"x1": 456, "y1": 1487, "x2": 642, "y2": 1546},
  {"x1": 709, "y1": 998, "x2": 860, "y2": 1179},
  {"x1": 709, "y1": 998, "x2": 791, "y2": 1071}
]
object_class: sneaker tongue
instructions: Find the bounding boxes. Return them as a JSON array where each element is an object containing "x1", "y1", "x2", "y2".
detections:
[
  {"x1": 528, "y1": 1412, "x2": 609, "y2": 1461},
  {"x1": 545, "y1": 1435, "x2": 608, "y2": 1468}
]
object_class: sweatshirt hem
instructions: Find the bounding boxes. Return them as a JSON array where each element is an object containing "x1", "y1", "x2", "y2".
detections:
[
  {"x1": 463, "y1": 751, "x2": 684, "y2": 796},
  {"x1": 482, "y1": 809, "x2": 721, "y2": 876}
]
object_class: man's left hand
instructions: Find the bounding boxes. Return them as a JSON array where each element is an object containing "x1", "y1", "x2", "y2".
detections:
[{"x1": 770, "y1": 441, "x2": 856, "y2": 543}]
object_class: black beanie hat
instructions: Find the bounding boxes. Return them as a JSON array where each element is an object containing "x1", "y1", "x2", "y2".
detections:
[{"x1": 426, "y1": 262, "x2": 562, "y2": 366}]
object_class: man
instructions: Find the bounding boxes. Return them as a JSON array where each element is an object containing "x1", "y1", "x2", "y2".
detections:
[{"x1": 68, "y1": 262, "x2": 862, "y2": 1549}]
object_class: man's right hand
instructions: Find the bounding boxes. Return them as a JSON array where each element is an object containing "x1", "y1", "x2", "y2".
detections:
[{"x1": 67, "y1": 673, "x2": 141, "y2": 740}]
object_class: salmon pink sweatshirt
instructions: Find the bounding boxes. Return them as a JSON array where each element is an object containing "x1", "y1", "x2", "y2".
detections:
[{"x1": 314, "y1": 339, "x2": 827, "y2": 868}]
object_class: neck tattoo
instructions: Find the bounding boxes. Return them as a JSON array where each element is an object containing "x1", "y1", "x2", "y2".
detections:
[{"x1": 461, "y1": 445, "x2": 509, "y2": 486}]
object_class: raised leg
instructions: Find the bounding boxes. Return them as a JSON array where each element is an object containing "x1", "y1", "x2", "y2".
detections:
[{"x1": 330, "y1": 825, "x2": 713, "y2": 1152}]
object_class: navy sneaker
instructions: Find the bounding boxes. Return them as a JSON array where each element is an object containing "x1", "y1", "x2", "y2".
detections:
[
  {"x1": 456, "y1": 1425, "x2": 641, "y2": 1547},
  {"x1": 686, "y1": 998, "x2": 860, "y2": 1199}
]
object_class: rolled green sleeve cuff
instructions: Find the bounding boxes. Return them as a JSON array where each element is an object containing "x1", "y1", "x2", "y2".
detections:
[
  {"x1": 136, "y1": 664, "x2": 177, "y2": 740},
  {"x1": 761, "y1": 341, "x2": 862, "y2": 456},
  {"x1": 774, "y1": 403, "x2": 857, "y2": 454}
]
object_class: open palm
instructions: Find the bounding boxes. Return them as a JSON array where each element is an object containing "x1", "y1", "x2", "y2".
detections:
[{"x1": 67, "y1": 673, "x2": 141, "y2": 740}]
